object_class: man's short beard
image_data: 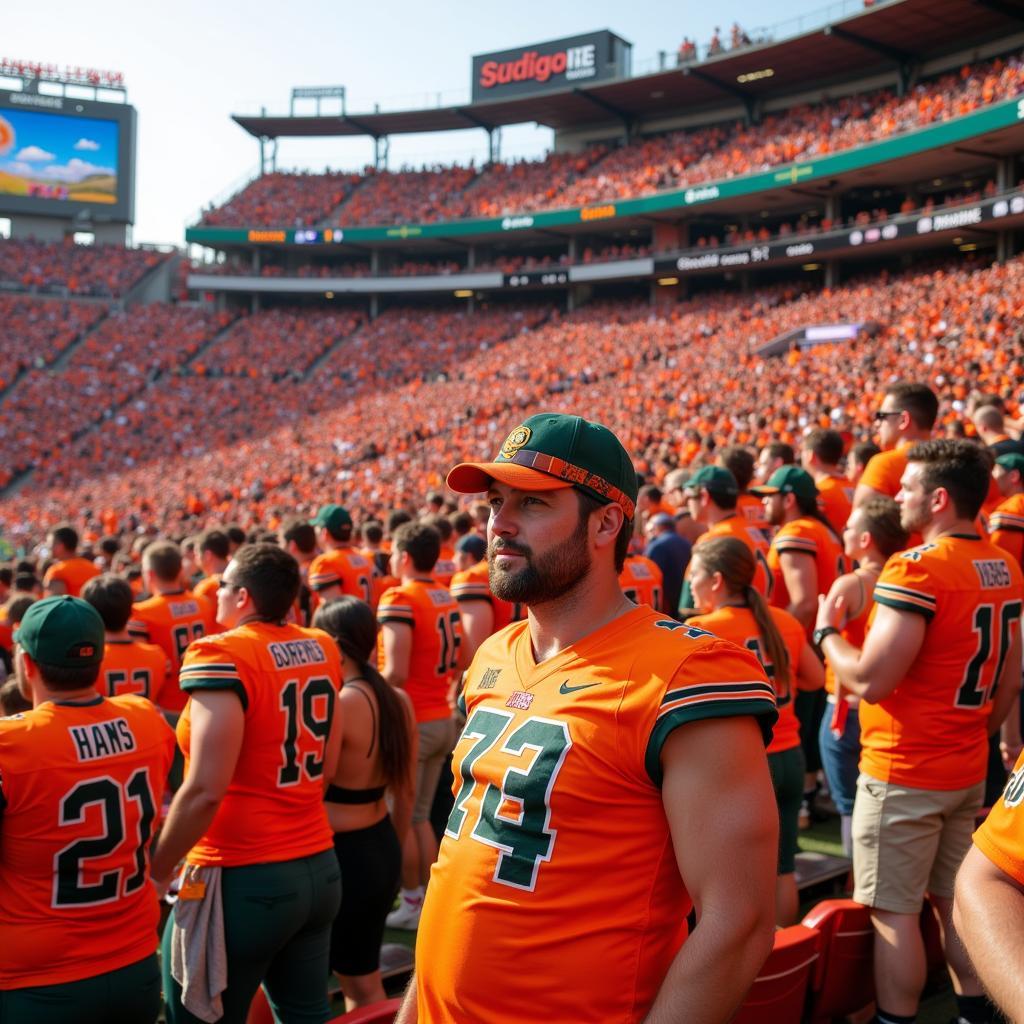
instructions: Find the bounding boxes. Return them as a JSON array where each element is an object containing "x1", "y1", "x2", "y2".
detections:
[
  {"x1": 900, "y1": 503, "x2": 931, "y2": 535},
  {"x1": 488, "y1": 516, "x2": 591, "y2": 606}
]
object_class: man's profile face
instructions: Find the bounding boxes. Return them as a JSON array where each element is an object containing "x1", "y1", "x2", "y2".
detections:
[
  {"x1": 896, "y1": 462, "x2": 932, "y2": 533},
  {"x1": 763, "y1": 493, "x2": 786, "y2": 527},
  {"x1": 755, "y1": 450, "x2": 776, "y2": 484},
  {"x1": 486, "y1": 483, "x2": 592, "y2": 606}
]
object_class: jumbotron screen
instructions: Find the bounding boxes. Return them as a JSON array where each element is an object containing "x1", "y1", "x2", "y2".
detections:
[{"x1": 0, "y1": 91, "x2": 135, "y2": 222}]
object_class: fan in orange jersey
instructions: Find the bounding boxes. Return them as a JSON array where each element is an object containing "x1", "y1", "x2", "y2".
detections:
[
  {"x1": 42, "y1": 524, "x2": 100, "y2": 597},
  {"x1": 378, "y1": 521, "x2": 465, "y2": 931},
  {"x1": 956, "y1": 749, "x2": 1024, "y2": 1018},
  {"x1": 280, "y1": 517, "x2": 320, "y2": 624},
  {"x1": 815, "y1": 497, "x2": 907, "y2": 855},
  {"x1": 449, "y1": 533, "x2": 518, "y2": 663},
  {"x1": 853, "y1": 381, "x2": 937, "y2": 508},
  {"x1": 816, "y1": 439, "x2": 1024, "y2": 1024},
  {"x1": 719, "y1": 444, "x2": 771, "y2": 539},
  {"x1": 679, "y1": 466, "x2": 772, "y2": 612},
  {"x1": 425, "y1": 515, "x2": 457, "y2": 588},
  {"x1": 800, "y1": 428, "x2": 854, "y2": 536},
  {"x1": 307, "y1": 504, "x2": 374, "y2": 605},
  {"x1": 394, "y1": 412, "x2": 778, "y2": 1024},
  {"x1": 619, "y1": 550, "x2": 664, "y2": 611},
  {"x1": 127, "y1": 540, "x2": 217, "y2": 714},
  {"x1": 0, "y1": 596, "x2": 175, "y2": 1022},
  {"x1": 989, "y1": 453, "x2": 1024, "y2": 571},
  {"x1": 149, "y1": 543, "x2": 343, "y2": 1023},
  {"x1": 83, "y1": 574, "x2": 170, "y2": 703},
  {"x1": 191, "y1": 528, "x2": 231, "y2": 603},
  {"x1": 688, "y1": 536, "x2": 823, "y2": 926}
]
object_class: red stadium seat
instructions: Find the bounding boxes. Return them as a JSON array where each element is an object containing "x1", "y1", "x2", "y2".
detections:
[
  {"x1": 731, "y1": 924, "x2": 820, "y2": 1024},
  {"x1": 801, "y1": 898, "x2": 875, "y2": 1022},
  {"x1": 330, "y1": 997, "x2": 403, "y2": 1023}
]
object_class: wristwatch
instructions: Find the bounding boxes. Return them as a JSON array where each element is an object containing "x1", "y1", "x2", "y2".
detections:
[{"x1": 812, "y1": 626, "x2": 840, "y2": 654}]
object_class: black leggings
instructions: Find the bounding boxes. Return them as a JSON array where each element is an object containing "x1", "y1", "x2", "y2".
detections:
[{"x1": 330, "y1": 816, "x2": 402, "y2": 977}]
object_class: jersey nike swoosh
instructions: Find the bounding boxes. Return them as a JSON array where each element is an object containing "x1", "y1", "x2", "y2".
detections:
[{"x1": 559, "y1": 681, "x2": 600, "y2": 694}]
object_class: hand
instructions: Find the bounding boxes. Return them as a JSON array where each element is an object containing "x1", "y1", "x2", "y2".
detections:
[
  {"x1": 1000, "y1": 740, "x2": 1023, "y2": 772},
  {"x1": 151, "y1": 873, "x2": 172, "y2": 901},
  {"x1": 816, "y1": 592, "x2": 844, "y2": 633}
]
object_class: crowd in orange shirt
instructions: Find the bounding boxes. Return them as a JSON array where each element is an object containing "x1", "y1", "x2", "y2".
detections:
[{"x1": 200, "y1": 169, "x2": 362, "y2": 228}]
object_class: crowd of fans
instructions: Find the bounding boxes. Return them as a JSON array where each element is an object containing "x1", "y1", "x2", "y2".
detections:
[
  {"x1": 0, "y1": 239, "x2": 168, "y2": 298},
  {"x1": 0, "y1": 252, "x2": 1020, "y2": 548},
  {"x1": 197, "y1": 49, "x2": 1024, "y2": 229}
]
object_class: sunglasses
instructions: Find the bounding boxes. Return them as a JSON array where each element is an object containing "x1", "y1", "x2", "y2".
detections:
[{"x1": 873, "y1": 410, "x2": 902, "y2": 422}]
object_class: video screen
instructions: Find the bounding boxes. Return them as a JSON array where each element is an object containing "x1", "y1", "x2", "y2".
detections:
[{"x1": 0, "y1": 107, "x2": 119, "y2": 204}]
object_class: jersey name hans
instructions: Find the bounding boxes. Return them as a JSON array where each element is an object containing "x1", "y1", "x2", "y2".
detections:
[
  {"x1": 268, "y1": 639, "x2": 328, "y2": 670},
  {"x1": 974, "y1": 559, "x2": 1012, "y2": 589},
  {"x1": 69, "y1": 718, "x2": 137, "y2": 762}
]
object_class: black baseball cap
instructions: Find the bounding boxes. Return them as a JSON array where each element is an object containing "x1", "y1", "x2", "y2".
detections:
[{"x1": 447, "y1": 413, "x2": 638, "y2": 519}]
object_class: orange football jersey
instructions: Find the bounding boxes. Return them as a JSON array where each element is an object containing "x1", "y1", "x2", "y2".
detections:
[
  {"x1": 43, "y1": 556, "x2": 100, "y2": 597},
  {"x1": 192, "y1": 573, "x2": 221, "y2": 603},
  {"x1": 377, "y1": 579, "x2": 462, "y2": 723},
  {"x1": 862, "y1": 535, "x2": 1024, "y2": 789},
  {"x1": 974, "y1": 749, "x2": 1024, "y2": 884},
  {"x1": 414, "y1": 606, "x2": 775, "y2": 1023},
  {"x1": 433, "y1": 545, "x2": 457, "y2": 589},
  {"x1": 177, "y1": 621, "x2": 342, "y2": 867},
  {"x1": 696, "y1": 514, "x2": 774, "y2": 598},
  {"x1": 990, "y1": 493, "x2": 1024, "y2": 571},
  {"x1": 737, "y1": 493, "x2": 772, "y2": 538},
  {"x1": 688, "y1": 604, "x2": 803, "y2": 754},
  {"x1": 0, "y1": 695, "x2": 175, "y2": 988},
  {"x1": 768, "y1": 517, "x2": 848, "y2": 620},
  {"x1": 128, "y1": 589, "x2": 217, "y2": 712},
  {"x1": 449, "y1": 560, "x2": 519, "y2": 635},
  {"x1": 816, "y1": 474, "x2": 854, "y2": 536},
  {"x1": 859, "y1": 442, "x2": 910, "y2": 497},
  {"x1": 307, "y1": 548, "x2": 373, "y2": 604},
  {"x1": 619, "y1": 554, "x2": 664, "y2": 611},
  {"x1": 95, "y1": 639, "x2": 171, "y2": 703}
]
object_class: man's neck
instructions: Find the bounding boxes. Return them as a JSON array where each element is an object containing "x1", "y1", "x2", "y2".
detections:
[
  {"x1": 808, "y1": 465, "x2": 840, "y2": 484},
  {"x1": 33, "y1": 685, "x2": 98, "y2": 708},
  {"x1": 401, "y1": 572, "x2": 433, "y2": 585},
  {"x1": 106, "y1": 629, "x2": 131, "y2": 642},
  {"x1": 527, "y1": 572, "x2": 633, "y2": 663},
  {"x1": 705, "y1": 505, "x2": 734, "y2": 527},
  {"x1": 922, "y1": 516, "x2": 977, "y2": 543},
  {"x1": 152, "y1": 581, "x2": 185, "y2": 595}
]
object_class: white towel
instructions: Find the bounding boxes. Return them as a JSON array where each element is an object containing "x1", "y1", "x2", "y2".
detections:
[{"x1": 169, "y1": 864, "x2": 228, "y2": 1023}]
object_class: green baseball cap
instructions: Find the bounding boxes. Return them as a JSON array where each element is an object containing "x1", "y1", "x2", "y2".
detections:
[
  {"x1": 685, "y1": 466, "x2": 739, "y2": 498},
  {"x1": 446, "y1": 413, "x2": 638, "y2": 519},
  {"x1": 14, "y1": 595, "x2": 104, "y2": 668},
  {"x1": 750, "y1": 465, "x2": 818, "y2": 503},
  {"x1": 995, "y1": 453, "x2": 1024, "y2": 475},
  {"x1": 311, "y1": 504, "x2": 352, "y2": 533}
]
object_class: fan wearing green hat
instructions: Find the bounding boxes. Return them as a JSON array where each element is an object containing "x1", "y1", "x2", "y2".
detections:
[
  {"x1": 751, "y1": 466, "x2": 849, "y2": 634},
  {"x1": 307, "y1": 504, "x2": 374, "y2": 605},
  {"x1": 395, "y1": 413, "x2": 779, "y2": 1024},
  {"x1": 0, "y1": 596, "x2": 175, "y2": 1022},
  {"x1": 989, "y1": 452, "x2": 1024, "y2": 571}
]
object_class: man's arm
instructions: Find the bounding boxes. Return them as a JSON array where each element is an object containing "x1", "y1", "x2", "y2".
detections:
[
  {"x1": 642, "y1": 715, "x2": 778, "y2": 1024},
  {"x1": 394, "y1": 974, "x2": 418, "y2": 1024},
  {"x1": 778, "y1": 550, "x2": 818, "y2": 629},
  {"x1": 954, "y1": 845, "x2": 1024, "y2": 1023},
  {"x1": 989, "y1": 628, "x2": 1023, "y2": 737},
  {"x1": 815, "y1": 599, "x2": 926, "y2": 702},
  {"x1": 457, "y1": 600, "x2": 493, "y2": 664},
  {"x1": 381, "y1": 621, "x2": 413, "y2": 688}
]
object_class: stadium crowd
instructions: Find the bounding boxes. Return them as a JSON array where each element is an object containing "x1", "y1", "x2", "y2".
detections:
[
  {"x1": 199, "y1": 170, "x2": 363, "y2": 228},
  {"x1": 0, "y1": 238, "x2": 168, "y2": 298}
]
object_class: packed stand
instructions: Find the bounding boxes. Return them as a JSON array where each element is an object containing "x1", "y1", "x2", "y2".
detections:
[
  {"x1": 199, "y1": 170, "x2": 363, "y2": 227},
  {"x1": 0, "y1": 239, "x2": 168, "y2": 298},
  {"x1": 334, "y1": 165, "x2": 478, "y2": 226}
]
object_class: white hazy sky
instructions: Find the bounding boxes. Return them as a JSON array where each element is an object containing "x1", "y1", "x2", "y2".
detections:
[{"x1": 8, "y1": 0, "x2": 842, "y2": 244}]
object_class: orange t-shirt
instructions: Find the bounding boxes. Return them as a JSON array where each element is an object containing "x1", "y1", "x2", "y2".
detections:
[
  {"x1": 377, "y1": 578, "x2": 461, "y2": 722},
  {"x1": 95, "y1": 639, "x2": 171, "y2": 704},
  {"x1": 43, "y1": 556, "x2": 100, "y2": 597},
  {"x1": 689, "y1": 604, "x2": 803, "y2": 754},
  {"x1": 859, "y1": 442, "x2": 911, "y2": 497},
  {"x1": 974, "y1": 750, "x2": 1024, "y2": 884},
  {"x1": 697, "y1": 514, "x2": 773, "y2": 598},
  {"x1": 414, "y1": 607, "x2": 775, "y2": 1023},
  {"x1": 862, "y1": 535, "x2": 1024, "y2": 789},
  {"x1": 177, "y1": 622, "x2": 342, "y2": 867},
  {"x1": 816, "y1": 474, "x2": 854, "y2": 536},
  {"x1": 433, "y1": 545, "x2": 457, "y2": 589},
  {"x1": 307, "y1": 548, "x2": 373, "y2": 604},
  {"x1": 0, "y1": 695, "x2": 175, "y2": 988},
  {"x1": 619, "y1": 554, "x2": 665, "y2": 611},
  {"x1": 128, "y1": 589, "x2": 217, "y2": 712},
  {"x1": 192, "y1": 574, "x2": 221, "y2": 603},
  {"x1": 990, "y1": 493, "x2": 1024, "y2": 571},
  {"x1": 450, "y1": 560, "x2": 519, "y2": 635},
  {"x1": 768, "y1": 517, "x2": 848, "y2": 624}
]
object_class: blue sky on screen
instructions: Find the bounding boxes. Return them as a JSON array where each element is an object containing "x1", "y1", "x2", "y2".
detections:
[{"x1": 0, "y1": 109, "x2": 117, "y2": 183}]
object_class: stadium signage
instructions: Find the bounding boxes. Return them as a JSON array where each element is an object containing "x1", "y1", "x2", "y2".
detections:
[
  {"x1": 501, "y1": 215, "x2": 535, "y2": 230},
  {"x1": 471, "y1": 32, "x2": 628, "y2": 102},
  {"x1": 505, "y1": 270, "x2": 569, "y2": 287},
  {"x1": 580, "y1": 204, "x2": 616, "y2": 221},
  {"x1": 916, "y1": 206, "x2": 982, "y2": 233},
  {"x1": 247, "y1": 230, "x2": 287, "y2": 243},
  {"x1": 0, "y1": 59, "x2": 124, "y2": 88},
  {"x1": 684, "y1": 185, "x2": 720, "y2": 204}
]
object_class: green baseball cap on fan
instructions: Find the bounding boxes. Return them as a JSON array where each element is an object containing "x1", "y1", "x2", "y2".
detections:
[
  {"x1": 750, "y1": 465, "x2": 819, "y2": 504},
  {"x1": 14, "y1": 596, "x2": 104, "y2": 668},
  {"x1": 446, "y1": 413, "x2": 638, "y2": 519},
  {"x1": 310, "y1": 504, "x2": 352, "y2": 533},
  {"x1": 685, "y1": 466, "x2": 739, "y2": 499},
  {"x1": 995, "y1": 453, "x2": 1024, "y2": 475}
]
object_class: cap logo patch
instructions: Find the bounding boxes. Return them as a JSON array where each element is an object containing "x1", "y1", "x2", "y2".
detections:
[{"x1": 499, "y1": 425, "x2": 532, "y2": 461}]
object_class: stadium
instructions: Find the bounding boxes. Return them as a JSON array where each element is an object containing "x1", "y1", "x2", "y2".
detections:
[{"x1": 2, "y1": 0, "x2": 1024, "y2": 1021}]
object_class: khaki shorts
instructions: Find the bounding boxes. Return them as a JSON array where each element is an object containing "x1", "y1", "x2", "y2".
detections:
[
  {"x1": 852, "y1": 772, "x2": 984, "y2": 913},
  {"x1": 413, "y1": 716, "x2": 457, "y2": 824}
]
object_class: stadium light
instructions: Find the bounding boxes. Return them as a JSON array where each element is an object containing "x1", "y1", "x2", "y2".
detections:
[
  {"x1": 802, "y1": 263, "x2": 821, "y2": 271},
  {"x1": 454, "y1": 289, "x2": 473, "y2": 298},
  {"x1": 958, "y1": 243, "x2": 978, "y2": 252},
  {"x1": 657, "y1": 277, "x2": 679, "y2": 286},
  {"x1": 737, "y1": 68, "x2": 774, "y2": 84},
  {"x1": 325, "y1": 291, "x2": 334, "y2": 299}
]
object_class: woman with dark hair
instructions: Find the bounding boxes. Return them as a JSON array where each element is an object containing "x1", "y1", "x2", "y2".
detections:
[
  {"x1": 687, "y1": 536, "x2": 824, "y2": 926},
  {"x1": 313, "y1": 596, "x2": 417, "y2": 1011}
]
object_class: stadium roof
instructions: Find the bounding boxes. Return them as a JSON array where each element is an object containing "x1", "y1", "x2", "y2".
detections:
[{"x1": 231, "y1": 0, "x2": 1023, "y2": 140}]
